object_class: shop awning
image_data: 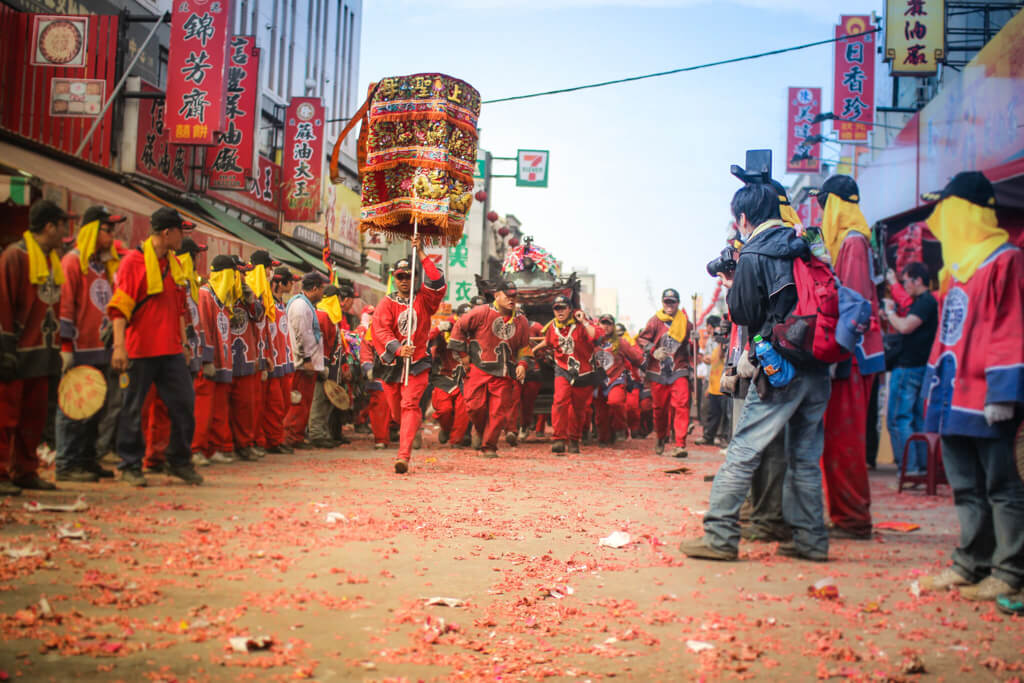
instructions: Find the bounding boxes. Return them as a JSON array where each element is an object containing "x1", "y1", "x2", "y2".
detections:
[{"x1": 0, "y1": 174, "x2": 30, "y2": 205}]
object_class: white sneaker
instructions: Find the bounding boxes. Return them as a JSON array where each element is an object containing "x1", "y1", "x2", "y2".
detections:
[
  {"x1": 209, "y1": 451, "x2": 235, "y2": 464},
  {"x1": 192, "y1": 453, "x2": 211, "y2": 467}
]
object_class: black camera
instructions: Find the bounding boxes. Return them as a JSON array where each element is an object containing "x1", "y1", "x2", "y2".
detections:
[{"x1": 706, "y1": 246, "x2": 737, "y2": 277}]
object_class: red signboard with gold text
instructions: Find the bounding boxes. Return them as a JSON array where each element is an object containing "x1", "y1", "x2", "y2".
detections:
[
  {"x1": 833, "y1": 15, "x2": 876, "y2": 143},
  {"x1": 785, "y1": 87, "x2": 822, "y2": 174},
  {"x1": 281, "y1": 97, "x2": 324, "y2": 222},
  {"x1": 166, "y1": 0, "x2": 231, "y2": 146},
  {"x1": 134, "y1": 81, "x2": 193, "y2": 191},
  {"x1": 206, "y1": 36, "x2": 259, "y2": 190}
]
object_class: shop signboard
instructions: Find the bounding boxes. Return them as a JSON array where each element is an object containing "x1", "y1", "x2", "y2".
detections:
[
  {"x1": 206, "y1": 36, "x2": 259, "y2": 190},
  {"x1": 131, "y1": 80, "x2": 193, "y2": 192},
  {"x1": 516, "y1": 149, "x2": 549, "y2": 188},
  {"x1": 49, "y1": 78, "x2": 104, "y2": 117},
  {"x1": 166, "y1": 0, "x2": 231, "y2": 145},
  {"x1": 281, "y1": 97, "x2": 324, "y2": 222},
  {"x1": 833, "y1": 15, "x2": 876, "y2": 143},
  {"x1": 32, "y1": 15, "x2": 88, "y2": 68},
  {"x1": 785, "y1": 87, "x2": 822, "y2": 174},
  {"x1": 884, "y1": 0, "x2": 945, "y2": 76}
]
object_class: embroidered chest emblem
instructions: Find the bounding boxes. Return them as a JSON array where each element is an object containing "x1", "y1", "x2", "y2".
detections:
[
  {"x1": 491, "y1": 316, "x2": 516, "y2": 341},
  {"x1": 940, "y1": 288, "x2": 968, "y2": 346},
  {"x1": 397, "y1": 308, "x2": 418, "y2": 338}
]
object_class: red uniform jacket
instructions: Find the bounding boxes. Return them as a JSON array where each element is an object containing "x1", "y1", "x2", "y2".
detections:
[
  {"x1": 59, "y1": 249, "x2": 112, "y2": 367},
  {"x1": 371, "y1": 258, "x2": 446, "y2": 383},
  {"x1": 106, "y1": 248, "x2": 186, "y2": 359},
  {"x1": 595, "y1": 334, "x2": 643, "y2": 390},
  {"x1": 0, "y1": 241, "x2": 61, "y2": 379},
  {"x1": 229, "y1": 297, "x2": 264, "y2": 378},
  {"x1": 835, "y1": 233, "x2": 884, "y2": 375},
  {"x1": 545, "y1": 319, "x2": 600, "y2": 386},
  {"x1": 197, "y1": 285, "x2": 233, "y2": 383},
  {"x1": 184, "y1": 286, "x2": 203, "y2": 374},
  {"x1": 637, "y1": 314, "x2": 693, "y2": 385},
  {"x1": 449, "y1": 304, "x2": 531, "y2": 378},
  {"x1": 429, "y1": 324, "x2": 465, "y2": 393},
  {"x1": 269, "y1": 300, "x2": 294, "y2": 378},
  {"x1": 924, "y1": 245, "x2": 1024, "y2": 439}
]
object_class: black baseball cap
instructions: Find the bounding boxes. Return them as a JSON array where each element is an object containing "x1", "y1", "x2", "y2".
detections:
[
  {"x1": 29, "y1": 199, "x2": 74, "y2": 230},
  {"x1": 210, "y1": 254, "x2": 238, "y2": 272},
  {"x1": 392, "y1": 257, "x2": 412, "y2": 274},
  {"x1": 250, "y1": 249, "x2": 281, "y2": 269},
  {"x1": 470, "y1": 295, "x2": 487, "y2": 306},
  {"x1": 496, "y1": 280, "x2": 518, "y2": 296},
  {"x1": 599, "y1": 313, "x2": 615, "y2": 324},
  {"x1": 151, "y1": 207, "x2": 195, "y2": 232},
  {"x1": 661, "y1": 288, "x2": 680, "y2": 303},
  {"x1": 809, "y1": 174, "x2": 859, "y2": 207},
  {"x1": 272, "y1": 266, "x2": 296, "y2": 283},
  {"x1": 552, "y1": 295, "x2": 571, "y2": 309},
  {"x1": 455, "y1": 303, "x2": 472, "y2": 316},
  {"x1": 336, "y1": 284, "x2": 355, "y2": 299},
  {"x1": 83, "y1": 205, "x2": 127, "y2": 225},
  {"x1": 921, "y1": 171, "x2": 996, "y2": 208},
  {"x1": 301, "y1": 271, "x2": 328, "y2": 289},
  {"x1": 178, "y1": 238, "x2": 208, "y2": 259},
  {"x1": 230, "y1": 254, "x2": 254, "y2": 272}
]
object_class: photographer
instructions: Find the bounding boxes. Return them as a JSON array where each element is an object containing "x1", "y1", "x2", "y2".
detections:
[
  {"x1": 681, "y1": 182, "x2": 832, "y2": 563},
  {"x1": 695, "y1": 316, "x2": 729, "y2": 448}
]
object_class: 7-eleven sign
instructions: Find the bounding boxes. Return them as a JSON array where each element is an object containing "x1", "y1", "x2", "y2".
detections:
[{"x1": 516, "y1": 149, "x2": 549, "y2": 188}]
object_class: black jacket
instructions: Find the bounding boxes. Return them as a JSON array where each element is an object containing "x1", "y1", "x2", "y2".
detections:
[{"x1": 726, "y1": 222, "x2": 807, "y2": 341}]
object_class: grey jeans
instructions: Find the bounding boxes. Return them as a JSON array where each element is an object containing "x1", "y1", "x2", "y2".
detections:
[
  {"x1": 704, "y1": 371, "x2": 832, "y2": 555},
  {"x1": 307, "y1": 379, "x2": 333, "y2": 442},
  {"x1": 942, "y1": 433, "x2": 1024, "y2": 589}
]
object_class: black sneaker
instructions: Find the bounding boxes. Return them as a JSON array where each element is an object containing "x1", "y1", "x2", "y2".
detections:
[
  {"x1": 0, "y1": 480, "x2": 22, "y2": 496},
  {"x1": 479, "y1": 448, "x2": 498, "y2": 458},
  {"x1": 672, "y1": 447, "x2": 689, "y2": 459},
  {"x1": 56, "y1": 468, "x2": 100, "y2": 483},
  {"x1": 121, "y1": 468, "x2": 147, "y2": 487},
  {"x1": 86, "y1": 462, "x2": 116, "y2": 478},
  {"x1": 505, "y1": 431, "x2": 518, "y2": 447},
  {"x1": 167, "y1": 463, "x2": 203, "y2": 486},
  {"x1": 654, "y1": 439, "x2": 665, "y2": 455},
  {"x1": 551, "y1": 440, "x2": 566, "y2": 454},
  {"x1": 309, "y1": 439, "x2": 337, "y2": 450},
  {"x1": 13, "y1": 474, "x2": 56, "y2": 490},
  {"x1": 145, "y1": 462, "x2": 169, "y2": 474},
  {"x1": 776, "y1": 541, "x2": 828, "y2": 562},
  {"x1": 568, "y1": 441, "x2": 580, "y2": 454},
  {"x1": 236, "y1": 446, "x2": 258, "y2": 460},
  {"x1": 438, "y1": 429, "x2": 450, "y2": 445}
]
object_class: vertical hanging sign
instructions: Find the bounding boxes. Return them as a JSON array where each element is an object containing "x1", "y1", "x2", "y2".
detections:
[
  {"x1": 281, "y1": 97, "x2": 324, "y2": 222},
  {"x1": 833, "y1": 15, "x2": 876, "y2": 143},
  {"x1": 206, "y1": 36, "x2": 259, "y2": 190},
  {"x1": 785, "y1": 87, "x2": 822, "y2": 174},
  {"x1": 166, "y1": 0, "x2": 231, "y2": 146}
]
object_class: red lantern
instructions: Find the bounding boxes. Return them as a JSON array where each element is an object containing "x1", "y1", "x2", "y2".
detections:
[
  {"x1": 497, "y1": 226, "x2": 509, "y2": 237},
  {"x1": 508, "y1": 237, "x2": 520, "y2": 248},
  {"x1": 474, "y1": 190, "x2": 487, "y2": 202},
  {"x1": 487, "y1": 210, "x2": 499, "y2": 222}
]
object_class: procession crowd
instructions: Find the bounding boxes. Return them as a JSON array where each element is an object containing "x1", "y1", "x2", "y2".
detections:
[{"x1": 0, "y1": 168, "x2": 1021, "y2": 613}]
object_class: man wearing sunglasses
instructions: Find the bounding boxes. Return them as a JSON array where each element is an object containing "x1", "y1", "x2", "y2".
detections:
[
  {"x1": 637, "y1": 288, "x2": 694, "y2": 458},
  {"x1": 449, "y1": 281, "x2": 532, "y2": 457},
  {"x1": 370, "y1": 235, "x2": 446, "y2": 474}
]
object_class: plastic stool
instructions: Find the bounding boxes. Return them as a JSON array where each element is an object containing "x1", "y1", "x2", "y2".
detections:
[{"x1": 898, "y1": 432, "x2": 948, "y2": 495}]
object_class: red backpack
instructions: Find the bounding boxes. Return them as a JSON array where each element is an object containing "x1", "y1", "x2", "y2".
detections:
[{"x1": 771, "y1": 255, "x2": 849, "y2": 366}]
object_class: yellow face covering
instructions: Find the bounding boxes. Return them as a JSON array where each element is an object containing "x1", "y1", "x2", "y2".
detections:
[
  {"x1": 780, "y1": 203, "x2": 802, "y2": 230},
  {"x1": 655, "y1": 308, "x2": 689, "y2": 343},
  {"x1": 209, "y1": 269, "x2": 241, "y2": 309},
  {"x1": 177, "y1": 253, "x2": 200, "y2": 303},
  {"x1": 821, "y1": 194, "x2": 871, "y2": 264},
  {"x1": 143, "y1": 236, "x2": 185, "y2": 295},
  {"x1": 245, "y1": 265, "x2": 276, "y2": 321},
  {"x1": 317, "y1": 294, "x2": 343, "y2": 325},
  {"x1": 926, "y1": 196, "x2": 1008, "y2": 293},
  {"x1": 76, "y1": 220, "x2": 120, "y2": 282},
  {"x1": 22, "y1": 230, "x2": 65, "y2": 286}
]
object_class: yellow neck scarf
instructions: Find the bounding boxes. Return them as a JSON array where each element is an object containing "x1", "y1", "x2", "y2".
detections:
[
  {"x1": 317, "y1": 294, "x2": 343, "y2": 325},
  {"x1": 22, "y1": 231, "x2": 64, "y2": 286},
  {"x1": 76, "y1": 220, "x2": 120, "y2": 282},
  {"x1": 655, "y1": 308, "x2": 688, "y2": 343},
  {"x1": 245, "y1": 265, "x2": 276, "y2": 321},
  {"x1": 552, "y1": 316, "x2": 574, "y2": 330},
  {"x1": 926, "y1": 196, "x2": 1008, "y2": 293},
  {"x1": 143, "y1": 236, "x2": 185, "y2": 295},
  {"x1": 177, "y1": 253, "x2": 200, "y2": 303},
  {"x1": 621, "y1": 330, "x2": 636, "y2": 346},
  {"x1": 209, "y1": 269, "x2": 241, "y2": 309},
  {"x1": 821, "y1": 195, "x2": 871, "y2": 264}
]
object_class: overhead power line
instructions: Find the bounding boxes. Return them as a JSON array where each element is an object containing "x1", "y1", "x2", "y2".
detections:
[{"x1": 481, "y1": 27, "x2": 881, "y2": 105}]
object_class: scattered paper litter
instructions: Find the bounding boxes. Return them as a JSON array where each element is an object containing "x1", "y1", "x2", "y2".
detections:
[
  {"x1": 24, "y1": 495, "x2": 88, "y2": 513},
  {"x1": 875, "y1": 521, "x2": 920, "y2": 532},
  {"x1": 687, "y1": 640, "x2": 715, "y2": 653},
  {"x1": 38, "y1": 597, "x2": 53, "y2": 618},
  {"x1": 228, "y1": 635, "x2": 273, "y2": 652},
  {"x1": 808, "y1": 578, "x2": 839, "y2": 600},
  {"x1": 325, "y1": 512, "x2": 347, "y2": 524},
  {"x1": 598, "y1": 531, "x2": 632, "y2": 548},
  {"x1": 910, "y1": 580, "x2": 922, "y2": 598},
  {"x1": 57, "y1": 524, "x2": 86, "y2": 540},
  {"x1": 422, "y1": 596, "x2": 465, "y2": 607},
  {"x1": 2, "y1": 544, "x2": 45, "y2": 559}
]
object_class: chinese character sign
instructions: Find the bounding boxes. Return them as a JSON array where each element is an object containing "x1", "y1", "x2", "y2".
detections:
[
  {"x1": 166, "y1": 0, "x2": 231, "y2": 145},
  {"x1": 884, "y1": 0, "x2": 945, "y2": 76},
  {"x1": 833, "y1": 15, "x2": 876, "y2": 143},
  {"x1": 282, "y1": 98, "x2": 324, "y2": 222},
  {"x1": 206, "y1": 36, "x2": 259, "y2": 190},
  {"x1": 134, "y1": 80, "x2": 193, "y2": 191},
  {"x1": 785, "y1": 87, "x2": 822, "y2": 174}
]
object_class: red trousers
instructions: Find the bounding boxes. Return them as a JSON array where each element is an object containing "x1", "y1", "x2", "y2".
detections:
[
  {"x1": 192, "y1": 377, "x2": 232, "y2": 456},
  {"x1": 463, "y1": 367, "x2": 516, "y2": 451},
  {"x1": 822, "y1": 365, "x2": 874, "y2": 534},
  {"x1": 143, "y1": 386, "x2": 171, "y2": 467},
  {"x1": 651, "y1": 378, "x2": 690, "y2": 447},
  {"x1": 432, "y1": 387, "x2": 469, "y2": 444},
  {"x1": 382, "y1": 371, "x2": 430, "y2": 461},
  {"x1": 284, "y1": 371, "x2": 316, "y2": 445},
  {"x1": 228, "y1": 373, "x2": 260, "y2": 450},
  {"x1": 365, "y1": 390, "x2": 391, "y2": 445},
  {"x1": 520, "y1": 380, "x2": 541, "y2": 432},
  {"x1": 259, "y1": 374, "x2": 289, "y2": 448},
  {"x1": 625, "y1": 388, "x2": 641, "y2": 435},
  {"x1": 595, "y1": 384, "x2": 628, "y2": 442},
  {"x1": 0, "y1": 377, "x2": 47, "y2": 480},
  {"x1": 552, "y1": 376, "x2": 593, "y2": 442}
]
